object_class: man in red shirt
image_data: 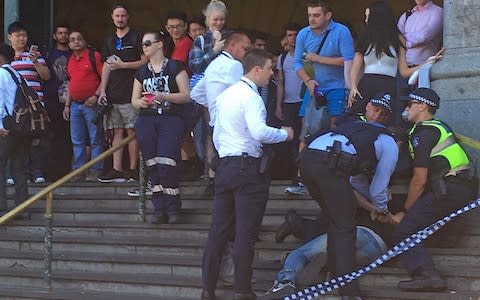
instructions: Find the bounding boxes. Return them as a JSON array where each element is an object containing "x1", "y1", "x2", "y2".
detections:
[
  {"x1": 165, "y1": 10, "x2": 193, "y2": 65},
  {"x1": 62, "y1": 31, "x2": 104, "y2": 182}
]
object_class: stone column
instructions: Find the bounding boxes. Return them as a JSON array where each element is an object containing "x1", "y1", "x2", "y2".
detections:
[
  {"x1": 3, "y1": 0, "x2": 20, "y2": 43},
  {"x1": 431, "y1": 0, "x2": 480, "y2": 160}
]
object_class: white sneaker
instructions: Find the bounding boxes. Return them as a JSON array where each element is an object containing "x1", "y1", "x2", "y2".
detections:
[
  {"x1": 260, "y1": 280, "x2": 296, "y2": 299},
  {"x1": 34, "y1": 176, "x2": 46, "y2": 183},
  {"x1": 6, "y1": 178, "x2": 14, "y2": 185},
  {"x1": 284, "y1": 182, "x2": 307, "y2": 195},
  {"x1": 127, "y1": 181, "x2": 153, "y2": 197}
]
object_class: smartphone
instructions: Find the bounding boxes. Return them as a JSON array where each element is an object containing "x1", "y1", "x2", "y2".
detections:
[
  {"x1": 106, "y1": 55, "x2": 119, "y2": 64},
  {"x1": 142, "y1": 92, "x2": 156, "y2": 103},
  {"x1": 29, "y1": 45, "x2": 39, "y2": 53}
]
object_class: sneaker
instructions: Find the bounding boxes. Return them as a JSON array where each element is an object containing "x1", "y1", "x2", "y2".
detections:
[
  {"x1": 34, "y1": 176, "x2": 46, "y2": 183},
  {"x1": 284, "y1": 182, "x2": 307, "y2": 195},
  {"x1": 6, "y1": 178, "x2": 14, "y2": 185},
  {"x1": 85, "y1": 170, "x2": 102, "y2": 182},
  {"x1": 98, "y1": 169, "x2": 127, "y2": 183},
  {"x1": 259, "y1": 280, "x2": 296, "y2": 300},
  {"x1": 70, "y1": 174, "x2": 85, "y2": 182},
  {"x1": 125, "y1": 169, "x2": 139, "y2": 182},
  {"x1": 127, "y1": 186, "x2": 153, "y2": 197}
]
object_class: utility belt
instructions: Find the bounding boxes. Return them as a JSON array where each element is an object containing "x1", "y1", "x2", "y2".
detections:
[
  {"x1": 140, "y1": 101, "x2": 183, "y2": 116},
  {"x1": 304, "y1": 141, "x2": 360, "y2": 177},
  {"x1": 430, "y1": 167, "x2": 478, "y2": 199},
  {"x1": 219, "y1": 148, "x2": 274, "y2": 174}
]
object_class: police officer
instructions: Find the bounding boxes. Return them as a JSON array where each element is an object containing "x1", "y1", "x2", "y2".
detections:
[
  {"x1": 392, "y1": 88, "x2": 475, "y2": 291},
  {"x1": 201, "y1": 48, "x2": 293, "y2": 300},
  {"x1": 298, "y1": 93, "x2": 399, "y2": 300}
]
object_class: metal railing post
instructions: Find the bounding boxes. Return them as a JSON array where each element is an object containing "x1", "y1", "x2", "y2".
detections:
[
  {"x1": 44, "y1": 192, "x2": 53, "y2": 290},
  {"x1": 138, "y1": 154, "x2": 146, "y2": 222}
]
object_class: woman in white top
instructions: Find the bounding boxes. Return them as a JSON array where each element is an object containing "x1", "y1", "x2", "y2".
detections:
[{"x1": 348, "y1": 1, "x2": 418, "y2": 115}]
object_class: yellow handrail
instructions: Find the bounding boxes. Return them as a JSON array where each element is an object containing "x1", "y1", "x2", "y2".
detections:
[
  {"x1": 456, "y1": 133, "x2": 480, "y2": 151},
  {"x1": 0, "y1": 133, "x2": 136, "y2": 225}
]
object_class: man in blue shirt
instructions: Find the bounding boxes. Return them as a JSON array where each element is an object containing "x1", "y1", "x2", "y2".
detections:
[
  {"x1": 297, "y1": 93, "x2": 398, "y2": 300},
  {"x1": 294, "y1": 0, "x2": 354, "y2": 128}
]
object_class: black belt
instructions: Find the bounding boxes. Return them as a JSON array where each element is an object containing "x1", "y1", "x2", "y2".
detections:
[{"x1": 219, "y1": 153, "x2": 259, "y2": 170}]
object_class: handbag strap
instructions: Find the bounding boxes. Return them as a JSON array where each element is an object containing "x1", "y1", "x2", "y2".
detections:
[{"x1": 316, "y1": 29, "x2": 331, "y2": 55}]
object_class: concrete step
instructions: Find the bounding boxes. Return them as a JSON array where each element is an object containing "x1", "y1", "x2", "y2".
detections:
[
  {"x1": 0, "y1": 284, "x2": 193, "y2": 300},
  {"x1": 0, "y1": 232, "x2": 479, "y2": 268},
  {"x1": 0, "y1": 267, "x2": 477, "y2": 300},
  {"x1": 0, "y1": 249, "x2": 480, "y2": 292}
]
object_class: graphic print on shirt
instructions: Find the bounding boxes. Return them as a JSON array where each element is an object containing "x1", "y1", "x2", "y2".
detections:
[{"x1": 142, "y1": 74, "x2": 171, "y2": 94}]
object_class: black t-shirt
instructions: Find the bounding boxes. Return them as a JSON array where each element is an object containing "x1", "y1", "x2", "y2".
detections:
[
  {"x1": 135, "y1": 59, "x2": 186, "y2": 116},
  {"x1": 103, "y1": 29, "x2": 143, "y2": 104},
  {"x1": 410, "y1": 125, "x2": 450, "y2": 175}
]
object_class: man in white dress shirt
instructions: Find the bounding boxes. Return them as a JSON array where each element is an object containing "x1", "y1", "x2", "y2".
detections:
[
  {"x1": 201, "y1": 48, "x2": 293, "y2": 300},
  {"x1": 191, "y1": 32, "x2": 252, "y2": 196}
]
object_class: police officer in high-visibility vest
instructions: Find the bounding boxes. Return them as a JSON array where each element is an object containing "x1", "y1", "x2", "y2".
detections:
[{"x1": 392, "y1": 87, "x2": 476, "y2": 292}]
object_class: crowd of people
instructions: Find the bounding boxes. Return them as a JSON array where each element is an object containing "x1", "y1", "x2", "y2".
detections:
[{"x1": 0, "y1": 0, "x2": 478, "y2": 299}]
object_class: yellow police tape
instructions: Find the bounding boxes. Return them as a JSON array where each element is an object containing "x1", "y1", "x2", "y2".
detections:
[{"x1": 456, "y1": 133, "x2": 480, "y2": 151}]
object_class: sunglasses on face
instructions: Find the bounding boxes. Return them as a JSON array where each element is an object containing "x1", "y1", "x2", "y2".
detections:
[
  {"x1": 142, "y1": 40, "x2": 159, "y2": 47},
  {"x1": 407, "y1": 101, "x2": 423, "y2": 108}
]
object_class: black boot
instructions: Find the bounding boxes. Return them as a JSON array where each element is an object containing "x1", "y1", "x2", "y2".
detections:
[
  {"x1": 275, "y1": 209, "x2": 302, "y2": 243},
  {"x1": 398, "y1": 268, "x2": 447, "y2": 292}
]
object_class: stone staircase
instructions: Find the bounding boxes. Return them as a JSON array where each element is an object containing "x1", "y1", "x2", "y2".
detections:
[{"x1": 0, "y1": 180, "x2": 479, "y2": 299}]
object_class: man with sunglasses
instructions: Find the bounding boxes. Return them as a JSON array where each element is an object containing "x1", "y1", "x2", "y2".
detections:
[
  {"x1": 391, "y1": 87, "x2": 475, "y2": 292},
  {"x1": 98, "y1": 3, "x2": 148, "y2": 183}
]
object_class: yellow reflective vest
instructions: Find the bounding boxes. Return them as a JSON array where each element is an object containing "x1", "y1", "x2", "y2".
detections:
[{"x1": 408, "y1": 119, "x2": 470, "y2": 174}]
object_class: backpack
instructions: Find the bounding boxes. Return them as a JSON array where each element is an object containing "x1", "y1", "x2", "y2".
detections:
[
  {"x1": 66, "y1": 47, "x2": 101, "y2": 80},
  {"x1": 2, "y1": 67, "x2": 50, "y2": 137}
]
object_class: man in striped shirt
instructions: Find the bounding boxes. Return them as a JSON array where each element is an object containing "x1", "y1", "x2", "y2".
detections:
[{"x1": 7, "y1": 21, "x2": 51, "y2": 183}]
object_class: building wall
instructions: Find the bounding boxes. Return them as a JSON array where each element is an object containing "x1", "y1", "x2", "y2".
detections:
[{"x1": 54, "y1": 0, "x2": 443, "y2": 51}]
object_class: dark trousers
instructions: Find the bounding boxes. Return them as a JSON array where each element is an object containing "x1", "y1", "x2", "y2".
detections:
[
  {"x1": 282, "y1": 102, "x2": 302, "y2": 180},
  {"x1": 202, "y1": 156, "x2": 268, "y2": 294},
  {"x1": 393, "y1": 180, "x2": 474, "y2": 274},
  {"x1": 0, "y1": 135, "x2": 30, "y2": 211},
  {"x1": 135, "y1": 114, "x2": 185, "y2": 217},
  {"x1": 299, "y1": 149, "x2": 360, "y2": 296}
]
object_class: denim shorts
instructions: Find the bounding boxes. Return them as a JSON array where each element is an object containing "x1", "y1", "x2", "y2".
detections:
[{"x1": 299, "y1": 88, "x2": 348, "y2": 117}]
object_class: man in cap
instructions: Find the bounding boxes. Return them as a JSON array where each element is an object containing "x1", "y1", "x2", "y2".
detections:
[
  {"x1": 297, "y1": 92, "x2": 398, "y2": 300},
  {"x1": 392, "y1": 87, "x2": 475, "y2": 291}
]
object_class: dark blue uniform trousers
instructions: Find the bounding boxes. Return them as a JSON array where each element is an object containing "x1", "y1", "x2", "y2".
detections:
[
  {"x1": 393, "y1": 180, "x2": 473, "y2": 274},
  {"x1": 299, "y1": 149, "x2": 360, "y2": 296},
  {"x1": 135, "y1": 114, "x2": 185, "y2": 217},
  {"x1": 202, "y1": 156, "x2": 268, "y2": 294}
]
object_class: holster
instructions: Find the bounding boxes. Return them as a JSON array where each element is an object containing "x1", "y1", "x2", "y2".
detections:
[
  {"x1": 326, "y1": 141, "x2": 357, "y2": 177},
  {"x1": 259, "y1": 147, "x2": 274, "y2": 174},
  {"x1": 430, "y1": 173, "x2": 448, "y2": 200}
]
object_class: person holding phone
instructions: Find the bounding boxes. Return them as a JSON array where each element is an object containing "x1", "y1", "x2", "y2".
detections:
[
  {"x1": 7, "y1": 21, "x2": 51, "y2": 184},
  {"x1": 131, "y1": 31, "x2": 190, "y2": 224}
]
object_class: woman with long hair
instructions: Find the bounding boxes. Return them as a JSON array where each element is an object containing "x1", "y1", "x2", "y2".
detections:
[
  {"x1": 348, "y1": 1, "x2": 418, "y2": 116},
  {"x1": 131, "y1": 31, "x2": 190, "y2": 224},
  {"x1": 188, "y1": 0, "x2": 228, "y2": 78}
]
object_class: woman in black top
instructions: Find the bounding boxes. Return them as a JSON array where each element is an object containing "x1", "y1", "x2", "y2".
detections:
[{"x1": 131, "y1": 31, "x2": 190, "y2": 224}]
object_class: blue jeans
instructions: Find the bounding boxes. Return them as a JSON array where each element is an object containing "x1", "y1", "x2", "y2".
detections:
[
  {"x1": 277, "y1": 226, "x2": 387, "y2": 283},
  {"x1": 70, "y1": 102, "x2": 104, "y2": 171}
]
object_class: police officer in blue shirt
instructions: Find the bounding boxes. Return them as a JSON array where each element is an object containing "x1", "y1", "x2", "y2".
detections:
[
  {"x1": 392, "y1": 88, "x2": 476, "y2": 292},
  {"x1": 298, "y1": 93, "x2": 399, "y2": 300}
]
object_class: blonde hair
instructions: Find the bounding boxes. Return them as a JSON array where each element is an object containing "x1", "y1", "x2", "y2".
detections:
[{"x1": 204, "y1": 0, "x2": 228, "y2": 18}]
